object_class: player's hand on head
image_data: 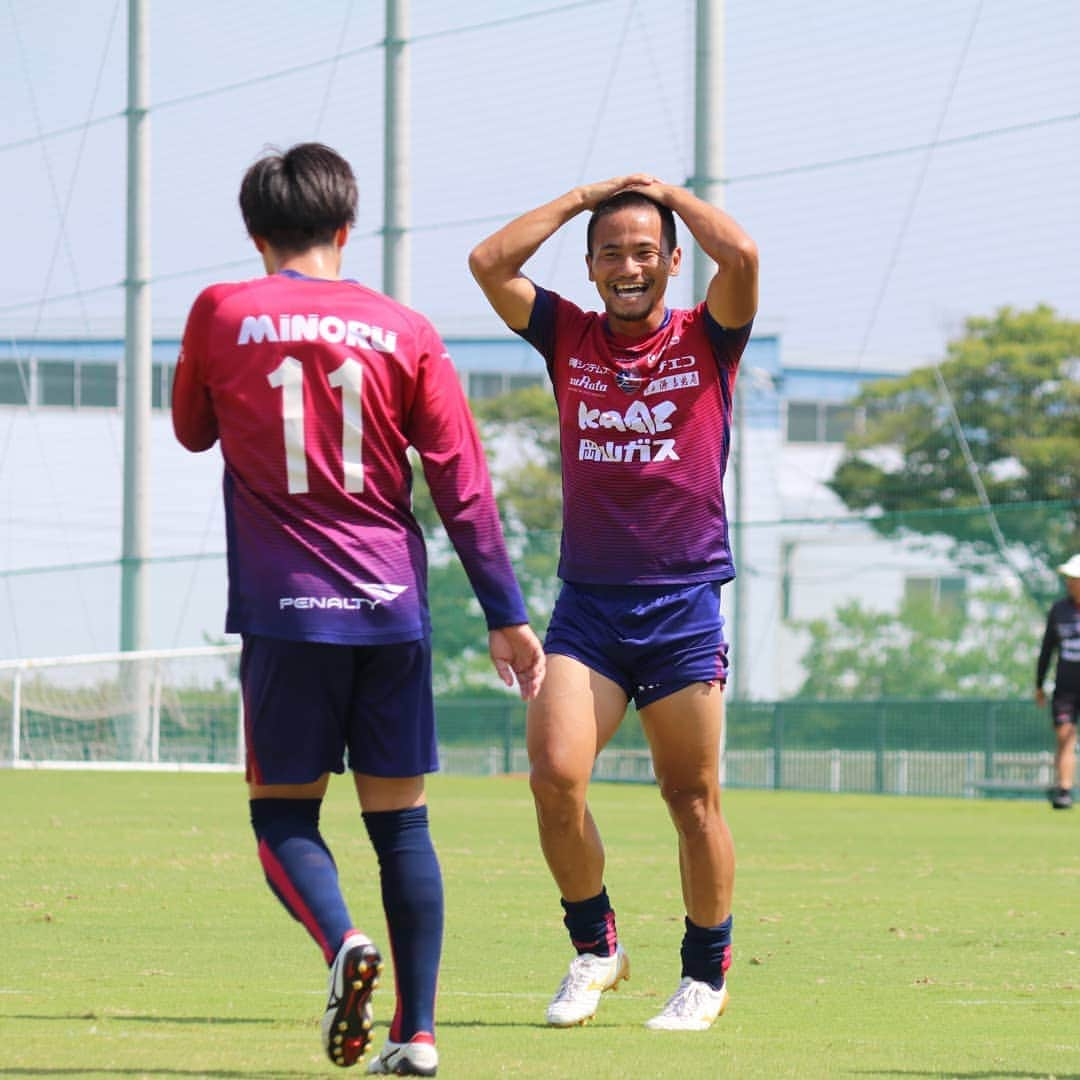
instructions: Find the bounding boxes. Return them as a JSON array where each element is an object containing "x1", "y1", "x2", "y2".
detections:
[
  {"x1": 580, "y1": 174, "x2": 656, "y2": 209},
  {"x1": 489, "y1": 626, "x2": 547, "y2": 701}
]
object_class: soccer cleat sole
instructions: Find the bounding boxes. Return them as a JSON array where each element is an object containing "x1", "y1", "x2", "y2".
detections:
[{"x1": 327, "y1": 945, "x2": 383, "y2": 1068}]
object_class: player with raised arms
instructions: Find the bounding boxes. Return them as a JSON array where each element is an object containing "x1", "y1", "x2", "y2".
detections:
[
  {"x1": 173, "y1": 142, "x2": 545, "y2": 1075},
  {"x1": 469, "y1": 175, "x2": 757, "y2": 1031}
]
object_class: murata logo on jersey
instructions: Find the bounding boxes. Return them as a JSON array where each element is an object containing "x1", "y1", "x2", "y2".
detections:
[
  {"x1": 569, "y1": 375, "x2": 609, "y2": 393},
  {"x1": 279, "y1": 582, "x2": 409, "y2": 612},
  {"x1": 238, "y1": 313, "x2": 398, "y2": 354},
  {"x1": 578, "y1": 399, "x2": 676, "y2": 434}
]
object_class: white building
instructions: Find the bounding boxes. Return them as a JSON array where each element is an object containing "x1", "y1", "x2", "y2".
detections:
[{"x1": 0, "y1": 334, "x2": 973, "y2": 698}]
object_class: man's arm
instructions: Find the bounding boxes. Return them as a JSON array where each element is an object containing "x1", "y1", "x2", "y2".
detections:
[
  {"x1": 635, "y1": 181, "x2": 759, "y2": 329},
  {"x1": 172, "y1": 290, "x2": 219, "y2": 452},
  {"x1": 1035, "y1": 606, "x2": 1058, "y2": 705},
  {"x1": 468, "y1": 175, "x2": 653, "y2": 330}
]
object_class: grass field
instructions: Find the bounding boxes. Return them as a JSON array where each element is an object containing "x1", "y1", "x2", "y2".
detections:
[{"x1": 1, "y1": 770, "x2": 1077, "y2": 1079}]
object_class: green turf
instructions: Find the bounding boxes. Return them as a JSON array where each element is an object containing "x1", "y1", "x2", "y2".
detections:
[{"x1": 1, "y1": 771, "x2": 1077, "y2": 1078}]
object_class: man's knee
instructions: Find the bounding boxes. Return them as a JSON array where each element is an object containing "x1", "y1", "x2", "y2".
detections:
[{"x1": 659, "y1": 778, "x2": 721, "y2": 833}]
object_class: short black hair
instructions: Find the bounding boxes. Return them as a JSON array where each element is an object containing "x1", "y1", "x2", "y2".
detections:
[
  {"x1": 238, "y1": 142, "x2": 357, "y2": 253},
  {"x1": 586, "y1": 190, "x2": 677, "y2": 256}
]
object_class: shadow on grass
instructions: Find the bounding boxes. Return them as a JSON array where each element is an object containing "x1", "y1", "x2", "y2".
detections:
[
  {"x1": 852, "y1": 1072, "x2": 1080, "y2": 1079},
  {"x1": 0, "y1": 1072, "x2": 311, "y2": 1078},
  {"x1": 5, "y1": 1013, "x2": 278, "y2": 1026}
]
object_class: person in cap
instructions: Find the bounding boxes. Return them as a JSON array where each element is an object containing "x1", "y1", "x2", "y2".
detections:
[{"x1": 1035, "y1": 554, "x2": 1080, "y2": 809}]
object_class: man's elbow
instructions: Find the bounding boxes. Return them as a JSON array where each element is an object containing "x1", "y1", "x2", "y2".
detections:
[
  {"x1": 172, "y1": 417, "x2": 218, "y2": 453},
  {"x1": 731, "y1": 236, "x2": 759, "y2": 278},
  {"x1": 467, "y1": 244, "x2": 495, "y2": 285}
]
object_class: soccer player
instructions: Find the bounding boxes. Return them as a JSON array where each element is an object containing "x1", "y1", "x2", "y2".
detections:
[
  {"x1": 1035, "y1": 554, "x2": 1080, "y2": 810},
  {"x1": 468, "y1": 176, "x2": 758, "y2": 1030},
  {"x1": 172, "y1": 143, "x2": 545, "y2": 1075}
]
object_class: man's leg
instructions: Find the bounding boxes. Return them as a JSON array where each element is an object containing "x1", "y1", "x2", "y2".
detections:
[
  {"x1": 1052, "y1": 711, "x2": 1076, "y2": 807},
  {"x1": 242, "y1": 635, "x2": 382, "y2": 1067},
  {"x1": 249, "y1": 775, "x2": 353, "y2": 962},
  {"x1": 347, "y1": 638, "x2": 442, "y2": 1075},
  {"x1": 528, "y1": 654, "x2": 626, "y2": 901},
  {"x1": 354, "y1": 774, "x2": 442, "y2": 1075},
  {"x1": 528, "y1": 654, "x2": 631, "y2": 1025},
  {"x1": 640, "y1": 681, "x2": 734, "y2": 1030},
  {"x1": 249, "y1": 776, "x2": 382, "y2": 1068}
]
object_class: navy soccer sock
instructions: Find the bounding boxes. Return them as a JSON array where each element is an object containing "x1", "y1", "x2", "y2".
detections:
[
  {"x1": 561, "y1": 887, "x2": 618, "y2": 957},
  {"x1": 680, "y1": 914, "x2": 733, "y2": 990},
  {"x1": 249, "y1": 798, "x2": 354, "y2": 965},
  {"x1": 363, "y1": 805, "x2": 444, "y2": 1042}
]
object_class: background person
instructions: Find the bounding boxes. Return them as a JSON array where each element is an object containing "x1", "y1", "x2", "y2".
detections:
[
  {"x1": 469, "y1": 174, "x2": 758, "y2": 1031},
  {"x1": 172, "y1": 142, "x2": 545, "y2": 1074},
  {"x1": 1036, "y1": 554, "x2": 1080, "y2": 809}
]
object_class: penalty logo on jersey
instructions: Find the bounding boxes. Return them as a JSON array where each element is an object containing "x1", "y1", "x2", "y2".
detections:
[{"x1": 353, "y1": 582, "x2": 409, "y2": 606}]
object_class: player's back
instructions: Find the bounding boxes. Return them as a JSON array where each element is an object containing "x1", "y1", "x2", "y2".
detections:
[{"x1": 175, "y1": 271, "x2": 461, "y2": 644}]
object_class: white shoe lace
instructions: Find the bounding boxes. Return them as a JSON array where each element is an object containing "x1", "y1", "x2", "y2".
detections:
[
  {"x1": 662, "y1": 978, "x2": 718, "y2": 1019},
  {"x1": 553, "y1": 954, "x2": 607, "y2": 1001}
]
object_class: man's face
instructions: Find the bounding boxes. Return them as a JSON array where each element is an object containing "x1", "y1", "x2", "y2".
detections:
[
  {"x1": 586, "y1": 204, "x2": 680, "y2": 333},
  {"x1": 1066, "y1": 576, "x2": 1080, "y2": 604}
]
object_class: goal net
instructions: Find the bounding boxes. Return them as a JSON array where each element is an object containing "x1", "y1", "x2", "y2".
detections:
[{"x1": 0, "y1": 645, "x2": 242, "y2": 770}]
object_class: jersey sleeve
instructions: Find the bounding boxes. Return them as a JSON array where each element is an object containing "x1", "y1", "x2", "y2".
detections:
[
  {"x1": 512, "y1": 285, "x2": 560, "y2": 376},
  {"x1": 702, "y1": 305, "x2": 753, "y2": 372},
  {"x1": 408, "y1": 321, "x2": 528, "y2": 629},
  {"x1": 172, "y1": 287, "x2": 221, "y2": 451},
  {"x1": 1036, "y1": 605, "x2": 1059, "y2": 687}
]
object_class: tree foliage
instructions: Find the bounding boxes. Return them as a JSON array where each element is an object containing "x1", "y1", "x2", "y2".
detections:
[
  {"x1": 411, "y1": 385, "x2": 563, "y2": 694},
  {"x1": 794, "y1": 588, "x2": 1039, "y2": 700},
  {"x1": 829, "y1": 305, "x2": 1080, "y2": 597}
]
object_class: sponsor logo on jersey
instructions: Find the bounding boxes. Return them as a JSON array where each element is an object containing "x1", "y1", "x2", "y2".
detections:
[
  {"x1": 568, "y1": 358, "x2": 608, "y2": 376},
  {"x1": 615, "y1": 370, "x2": 648, "y2": 393},
  {"x1": 578, "y1": 399, "x2": 676, "y2": 434},
  {"x1": 569, "y1": 375, "x2": 609, "y2": 393},
  {"x1": 353, "y1": 582, "x2": 409, "y2": 605},
  {"x1": 658, "y1": 354, "x2": 696, "y2": 373},
  {"x1": 278, "y1": 582, "x2": 409, "y2": 612},
  {"x1": 578, "y1": 438, "x2": 680, "y2": 463},
  {"x1": 644, "y1": 371, "x2": 700, "y2": 396},
  {"x1": 237, "y1": 313, "x2": 398, "y2": 354}
]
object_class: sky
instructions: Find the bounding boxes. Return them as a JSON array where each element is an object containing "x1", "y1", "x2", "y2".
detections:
[
  {"x1": 1, "y1": 0, "x2": 1079, "y2": 660},
  {"x1": 4, "y1": 0, "x2": 1078, "y2": 363}
]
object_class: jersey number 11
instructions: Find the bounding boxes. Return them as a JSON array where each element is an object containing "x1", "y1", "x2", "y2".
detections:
[{"x1": 267, "y1": 355, "x2": 364, "y2": 495}]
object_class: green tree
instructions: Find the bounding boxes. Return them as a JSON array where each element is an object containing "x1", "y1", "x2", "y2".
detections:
[
  {"x1": 829, "y1": 305, "x2": 1080, "y2": 600},
  {"x1": 412, "y1": 385, "x2": 563, "y2": 694},
  {"x1": 794, "y1": 587, "x2": 1039, "y2": 700}
]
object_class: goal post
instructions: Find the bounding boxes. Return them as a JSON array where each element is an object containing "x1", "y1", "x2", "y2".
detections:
[{"x1": 0, "y1": 645, "x2": 243, "y2": 771}]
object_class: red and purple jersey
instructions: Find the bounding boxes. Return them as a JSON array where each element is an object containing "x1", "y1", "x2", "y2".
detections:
[
  {"x1": 173, "y1": 270, "x2": 527, "y2": 644},
  {"x1": 517, "y1": 286, "x2": 751, "y2": 586}
]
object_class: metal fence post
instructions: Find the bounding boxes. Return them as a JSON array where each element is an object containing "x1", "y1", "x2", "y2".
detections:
[
  {"x1": 984, "y1": 704, "x2": 997, "y2": 782},
  {"x1": 772, "y1": 703, "x2": 784, "y2": 790},
  {"x1": 11, "y1": 665, "x2": 22, "y2": 764},
  {"x1": 874, "y1": 705, "x2": 887, "y2": 793},
  {"x1": 502, "y1": 703, "x2": 514, "y2": 775}
]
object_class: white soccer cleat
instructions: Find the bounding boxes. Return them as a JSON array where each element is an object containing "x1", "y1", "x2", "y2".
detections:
[
  {"x1": 644, "y1": 976, "x2": 728, "y2": 1031},
  {"x1": 322, "y1": 932, "x2": 383, "y2": 1068},
  {"x1": 545, "y1": 945, "x2": 630, "y2": 1027},
  {"x1": 366, "y1": 1034, "x2": 438, "y2": 1076}
]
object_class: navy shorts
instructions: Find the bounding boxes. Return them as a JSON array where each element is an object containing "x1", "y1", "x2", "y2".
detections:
[
  {"x1": 239, "y1": 634, "x2": 439, "y2": 784},
  {"x1": 1051, "y1": 691, "x2": 1078, "y2": 727},
  {"x1": 543, "y1": 580, "x2": 728, "y2": 708}
]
